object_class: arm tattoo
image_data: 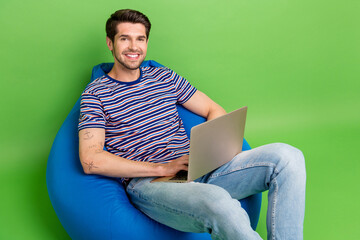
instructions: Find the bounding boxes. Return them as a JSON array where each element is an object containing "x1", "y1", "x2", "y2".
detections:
[
  {"x1": 82, "y1": 161, "x2": 99, "y2": 172},
  {"x1": 82, "y1": 142, "x2": 104, "y2": 172},
  {"x1": 83, "y1": 130, "x2": 94, "y2": 140},
  {"x1": 95, "y1": 149, "x2": 103, "y2": 153},
  {"x1": 88, "y1": 142, "x2": 104, "y2": 153}
]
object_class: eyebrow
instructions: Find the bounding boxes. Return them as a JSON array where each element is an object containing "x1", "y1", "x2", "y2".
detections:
[{"x1": 119, "y1": 34, "x2": 147, "y2": 39}]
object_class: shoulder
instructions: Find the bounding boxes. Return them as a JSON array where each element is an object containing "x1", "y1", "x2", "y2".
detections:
[
  {"x1": 140, "y1": 66, "x2": 181, "y2": 81},
  {"x1": 141, "y1": 65, "x2": 171, "y2": 75},
  {"x1": 82, "y1": 75, "x2": 114, "y2": 95}
]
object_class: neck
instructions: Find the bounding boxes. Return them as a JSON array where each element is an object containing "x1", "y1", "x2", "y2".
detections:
[{"x1": 107, "y1": 62, "x2": 140, "y2": 82}]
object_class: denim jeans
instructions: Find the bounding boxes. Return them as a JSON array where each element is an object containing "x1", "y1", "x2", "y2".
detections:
[{"x1": 126, "y1": 143, "x2": 306, "y2": 240}]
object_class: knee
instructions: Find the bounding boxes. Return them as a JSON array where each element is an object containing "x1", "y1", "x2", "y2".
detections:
[{"x1": 274, "y1": 143, "x2": 306, "y2": 179}]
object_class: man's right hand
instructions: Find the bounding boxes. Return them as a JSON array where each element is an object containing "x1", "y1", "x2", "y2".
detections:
[{"x1": 158, "y1": 155, "x2": 189, "y2": 177}]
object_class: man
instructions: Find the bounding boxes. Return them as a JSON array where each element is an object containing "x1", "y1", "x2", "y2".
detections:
[{"x1": 79, "y1": 9, "x2": 306, "y2": 240}]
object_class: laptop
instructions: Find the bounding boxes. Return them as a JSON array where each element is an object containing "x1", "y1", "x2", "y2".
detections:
[{"x1": 151, "y1": 106, "x2": 247, "y2": 183}]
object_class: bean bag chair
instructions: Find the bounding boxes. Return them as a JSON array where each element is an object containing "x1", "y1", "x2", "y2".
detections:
[{"x1": 46, "y1": 60, "x2": 262, "y2": 240}]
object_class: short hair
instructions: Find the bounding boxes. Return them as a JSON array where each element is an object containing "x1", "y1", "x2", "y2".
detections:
[{"x1": 106, "y1": 9, "x2": 151, "y2": 42}]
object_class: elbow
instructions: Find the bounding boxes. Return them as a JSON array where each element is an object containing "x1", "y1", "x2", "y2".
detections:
[
  {"x1": 207, "y1": 104, "x2": 226, "y2": 120},
  {"x1": 82, "y1": 164, "x2": 93, "y2": 175},
  {"x1": 79, "y1": 153, "x2": 97, "y2": 175}
]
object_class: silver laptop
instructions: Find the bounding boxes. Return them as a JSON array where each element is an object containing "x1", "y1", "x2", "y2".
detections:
[{"x1": 151, "y1": 106, "x2": 247, "y2": 183}]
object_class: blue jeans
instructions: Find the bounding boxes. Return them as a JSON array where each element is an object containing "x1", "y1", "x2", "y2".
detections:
[{"x1": 126, "y1": 143, "x2": 306, "y2": 240}]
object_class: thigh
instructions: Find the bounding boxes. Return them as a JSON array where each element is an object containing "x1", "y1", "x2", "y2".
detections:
[
  {"x1": 197, "y1": 143, "x2": 295, "y2": 199},
  {"x1": 126, "y1": 177, "x2": 237, "y2": 233}
]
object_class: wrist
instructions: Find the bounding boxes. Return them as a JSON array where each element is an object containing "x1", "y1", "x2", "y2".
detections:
[{"x1": 154, "y1": 163, "x2": 166, "y2": 176}]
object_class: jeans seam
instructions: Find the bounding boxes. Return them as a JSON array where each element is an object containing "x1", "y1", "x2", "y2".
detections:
[
  {"x1": 208, "y1": 162, "x2": 277, "y2": 179},
  {"x1": 270, "y1": 167, "x2": 280, "y2": 240},
  {"x1": 271, "y1": 179, "x2": 278, "y2": 240}
]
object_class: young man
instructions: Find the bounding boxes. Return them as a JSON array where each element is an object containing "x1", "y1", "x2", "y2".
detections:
[{"x1": 79, "y1": 9, "x2": 306, "y2": 240}]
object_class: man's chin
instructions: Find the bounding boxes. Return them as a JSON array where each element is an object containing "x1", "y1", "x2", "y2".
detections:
[{"x1": 120, "y1": 60, "x2": 144, "y2": 71}]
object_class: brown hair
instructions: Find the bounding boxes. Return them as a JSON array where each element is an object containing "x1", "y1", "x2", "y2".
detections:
[{"x1": 106, "y1": 9, "x2": 151, "y2": 42}]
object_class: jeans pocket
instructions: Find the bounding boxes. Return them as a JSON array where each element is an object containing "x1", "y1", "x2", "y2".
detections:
[
  {"x1": 126, "y1": 177, "x2": 142, "y2": 190},
  {"x1": 127, "y1": 177, "x2": 156, "y2": 190}
]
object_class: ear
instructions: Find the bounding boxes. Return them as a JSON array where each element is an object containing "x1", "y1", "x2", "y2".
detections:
[{"x1": 106, "y1": 36, "x2": 113, "y2": 51}]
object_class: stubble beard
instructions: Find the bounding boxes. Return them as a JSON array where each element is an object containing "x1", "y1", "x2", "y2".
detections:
[{"x1": 114, "y1": 51, "x2": 145, "y2": 71}]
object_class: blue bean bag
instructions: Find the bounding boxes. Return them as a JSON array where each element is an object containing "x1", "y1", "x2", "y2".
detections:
[{"x1": 46, "y1": 60, "x2": 262, "y2": 240}]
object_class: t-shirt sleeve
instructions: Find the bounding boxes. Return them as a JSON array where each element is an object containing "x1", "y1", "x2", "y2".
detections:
[
  {"x1": 170, "y1": 70, "x2": 197, "y2": 104},
  {"x1": 78, "y1": 91, "x2": 106, "y2": 131}
]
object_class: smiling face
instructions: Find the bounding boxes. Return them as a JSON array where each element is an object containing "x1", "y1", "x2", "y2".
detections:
[{"x1": 106, "y1": 22, "x2": 148, "y2": 71}]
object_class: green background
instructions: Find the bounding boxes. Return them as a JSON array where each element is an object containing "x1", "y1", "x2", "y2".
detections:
[{"x1": 1, "y1": 0, "x2": 359, "y2": 239}]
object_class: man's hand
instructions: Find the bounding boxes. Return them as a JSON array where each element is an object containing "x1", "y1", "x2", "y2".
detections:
[{"x1": 158, "y1": 155, "x2": 189, "y2": 177}]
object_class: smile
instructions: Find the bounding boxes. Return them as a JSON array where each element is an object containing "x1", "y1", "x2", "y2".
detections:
[{"x1": 125, "y1": 53, "x2": 140, "y2": 59}]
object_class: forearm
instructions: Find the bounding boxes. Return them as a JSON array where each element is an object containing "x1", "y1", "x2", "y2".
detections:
[
  {"x1": 79, "y1": 128, "x2": 171, "y2": 178},
  {"x1": 80, "y1": 150, "x2": 164, "y2": 178}
]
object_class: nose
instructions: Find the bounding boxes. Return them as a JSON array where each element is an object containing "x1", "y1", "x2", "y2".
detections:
[{"x1": 128, "y1": 40, "x2": 138, "y2": 51}]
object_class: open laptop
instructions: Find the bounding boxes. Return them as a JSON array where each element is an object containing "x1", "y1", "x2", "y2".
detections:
[{"x1": 151, "y1": 106, "x2": 247, "y2": 183}]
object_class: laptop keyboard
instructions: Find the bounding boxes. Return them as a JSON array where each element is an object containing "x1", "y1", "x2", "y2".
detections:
[{"x1": 169, "y1": 170, "x2": 188, "y2": 181}]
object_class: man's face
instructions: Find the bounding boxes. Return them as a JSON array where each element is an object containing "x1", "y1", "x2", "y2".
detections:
[{"x1": 107, "y1": 22, "x2": 148, "y2": 71}]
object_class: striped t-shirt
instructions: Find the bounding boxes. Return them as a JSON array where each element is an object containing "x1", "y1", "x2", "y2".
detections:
[{"x1": 79, "y1": 66, "x2": 197, "y2": 171}]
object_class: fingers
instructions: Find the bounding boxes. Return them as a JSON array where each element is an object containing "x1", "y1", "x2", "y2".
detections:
[
  {"x1": 175, "y1": 155, "x2": 189, "y2": 171},
  {"x1": 176, "y1": 155, "x2": 189, "y2": 164},
  {"x1": 182, "y1": 165, "x2": 188, "y2": 171},
  {"x1": 160, "y1": 155, "x2": 189, "y2": 176}
]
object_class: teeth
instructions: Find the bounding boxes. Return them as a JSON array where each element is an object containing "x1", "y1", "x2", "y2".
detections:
[{"x1": 126, "y1": 54, "x2": 138, "y2": 58}]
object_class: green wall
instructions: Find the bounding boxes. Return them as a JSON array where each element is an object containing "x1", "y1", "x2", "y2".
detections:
[{"x1": 1, "y1": 0, "x2": 359, "y2": 239}]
